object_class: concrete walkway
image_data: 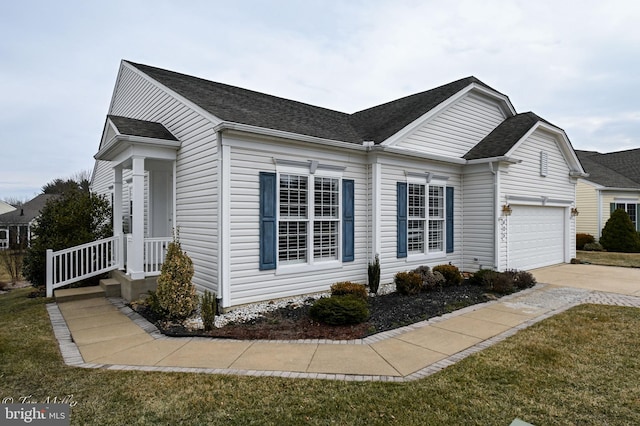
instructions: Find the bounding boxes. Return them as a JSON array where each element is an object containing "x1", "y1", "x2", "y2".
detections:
[{"x1": 47, "y1": 264, "x2": 640, "y2": 382}]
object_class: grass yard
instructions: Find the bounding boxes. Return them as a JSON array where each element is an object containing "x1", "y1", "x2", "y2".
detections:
[
  {"x1": 577, "y1": 250, "x2": 640, "y2": 268},
  {"x1": 1, "y1": 288, "x2": 640, "y2": 425}
]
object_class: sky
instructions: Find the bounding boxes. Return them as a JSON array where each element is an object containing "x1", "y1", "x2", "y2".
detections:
[{"x1": 1, "y1": 0, "x2": 639, "y2": 201}]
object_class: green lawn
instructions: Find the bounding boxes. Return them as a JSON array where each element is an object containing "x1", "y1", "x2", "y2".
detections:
[
  {"x1": 1, "y1": 288, "x2": 640, "y2": 425},
  {"x1": 577, "y1": 250, "x2": 640, "y2": 268}
]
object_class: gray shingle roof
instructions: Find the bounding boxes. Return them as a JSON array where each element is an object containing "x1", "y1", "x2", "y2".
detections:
[
  {"x1": 463, "y1": 112, "x2": 542, "y2": 160},
  {"x1": 576, "y1": 150, "x2": 640, "y2": 188},
  {"x1": 0, "y1": 194, "x2": 59, "y2": 226},
  {"x1": 108, "y1": 115, "x2": 178, "y2": 141},
  {"x1": 125, "y1": 61, "x2": 500, "y2": 145}
]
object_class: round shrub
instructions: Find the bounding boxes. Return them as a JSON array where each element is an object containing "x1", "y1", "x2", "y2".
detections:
[
  {"x1": 309, "y1": 296, "x2": 370, "y2": 325},
  {"x1": 600, "y1": 209, "x2": 640, "y2": 253},
  {"x1": 482, "y1": 271, "x2": 514, "y2": 294},
  {"x1": 509, "y1": 269, "x2": 537, "y2": 290},
  {"x1": 394, "y1": 271, "x2": 423, "y2": 295},
  {"x1": 576, "y1": 233, "x2": 595, "y2": 250},
  {"x1": 330, "y1": 281, "x2": 368, "y2": 301},
  {"x1": 411, "y1": 265, "x2": 445, "y2": 291},
  {"x1": 583, "y1": 242, "x2": 604, "y2": 251},
  {"x1": 469, "y1": 268, "x2": 494, "y2": 286},
  {"x1": 433, "y1": 264, "x2": 463, "y2": 286}
]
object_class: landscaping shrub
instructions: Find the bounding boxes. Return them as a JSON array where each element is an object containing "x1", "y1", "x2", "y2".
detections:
[
  {"x1": 508, "y1": 269, "x2": 537, "y2": 290},
  {"x1": 576, "y1": 233, "x2": 595, "y2": 250},
  {"x1": 394, "y1": 271, "x2": 423, "y2": 295},
  {"x1": 0, "y1": 248, "x2": 25, "y2": 284},
  {"x1": 583, "y1": 242, "x2": 604, "y2": 251},
  {"x1": 411, "y1": 265, "x2": 445, "y2": 291},
  {"x1": 483, "y1": 271, "x2": 514, "y2": 294},
  {"x1": 155, "y1": 232, "x2": 198, "y2": 322},
  {"x1": 367, "y1": 254, "x2": 381, "y2": 294},
  {"x1": 23, "y1": 190, "x2": 112, "y2": 289},
  {"x1": 469, "y1": 268, "x2": 494, "y2": 286},
  {"x1": 200, "y1": 290, "x2": 217, "y2": 331},
  {"x1": 309, "y1": 296, "x2": 370, "y2": 325},
  {"x1": 433, "y1": 264, "x2": 463, "y2": 287},
  {"x1": 600, "y1": 209, "x2": 640, "y2": 253},
  {"x1": 330, "y1": 282, "x2": 368, "y2": 301}
]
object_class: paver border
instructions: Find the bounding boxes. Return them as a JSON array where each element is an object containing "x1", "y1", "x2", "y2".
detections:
[{"x1": 46, "y1": 285, "x2": 640, "y2": 382}]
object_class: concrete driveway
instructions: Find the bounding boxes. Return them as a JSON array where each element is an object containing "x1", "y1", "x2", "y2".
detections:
[{"x1": 531, "y1": 264, "x2": 640, "y2": 296}]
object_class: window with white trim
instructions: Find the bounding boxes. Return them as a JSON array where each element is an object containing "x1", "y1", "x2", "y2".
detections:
[
  {"x1": 406, "y1": 180, "x2": 445, "y2": 255},
  {"x1": 278, "y1": 173, "x2": 340, "y2": 265},
  {"x1": 615, "y1": 202, "x2": 637, "y2": 229}
]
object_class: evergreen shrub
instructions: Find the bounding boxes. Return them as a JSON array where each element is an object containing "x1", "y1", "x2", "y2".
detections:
[
  {"x1": 600, "y1": 209, "x2": 640, "y2": 253},
  {"x1": 309, "y1": 296, "x2": 369, "y2": 325},
  {"x1": 155, "y1": 232, "x2": 198, "y2": 322}
]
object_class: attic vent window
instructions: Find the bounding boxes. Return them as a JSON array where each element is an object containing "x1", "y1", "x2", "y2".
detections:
[{"x1": 540, "y1": 151, "x2": 548, "y2": 177}]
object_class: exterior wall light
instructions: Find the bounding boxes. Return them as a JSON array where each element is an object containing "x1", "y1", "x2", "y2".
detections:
[
  {"x1": 502, "y1": 204, "x2": 512, "y2": 216},
  {"x1": 571, "y1": 207, "x2": 579, "y2": 217}
]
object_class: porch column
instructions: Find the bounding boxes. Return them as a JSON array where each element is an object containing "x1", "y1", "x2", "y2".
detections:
[
  {"x1": 129, "y1": 156, "x2": 146, "y2": 279},
  {"x1": 113, "y1": 166, "x2": 124, "y2": 270}
]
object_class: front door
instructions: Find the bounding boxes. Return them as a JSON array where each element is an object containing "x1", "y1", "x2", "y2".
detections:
[{"x1": 150, "y1": 170, "x2": 173, "y2": 237}]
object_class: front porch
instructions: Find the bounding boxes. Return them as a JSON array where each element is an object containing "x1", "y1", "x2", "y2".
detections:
[{"x1": 46, "y1": 234, "x2": 172, "y2": 299}]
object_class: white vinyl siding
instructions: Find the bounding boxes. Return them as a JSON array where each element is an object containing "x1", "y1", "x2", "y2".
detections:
[
  {"x1": 102, "y1": 63, "x2": 220, "y2": 295},
  {"x1": 378, "y1": 158, "x2": 462, "y2": 285},
  {"x1": 498, "y1": 128, "x2": 576, "y2": 270},
  {"x1": 462, "y1": 166, "x2": 495, "y2": 271},
  {"x1": 395, "y1": 93, "x2": 506, "y2": 157},
  {"x1": 226, "y1": 137, "x2": 368, "y2": 307}
]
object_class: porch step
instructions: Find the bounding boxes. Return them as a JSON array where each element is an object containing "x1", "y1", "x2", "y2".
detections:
[
  {"x1": 54, "y1": 286, "x2": 105, "y2": 303},
  {"x1": 100, "y1": 278, "x2": 121, "y2": 297}
]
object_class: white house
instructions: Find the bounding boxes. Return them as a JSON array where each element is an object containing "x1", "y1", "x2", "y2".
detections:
[
  {"x1": 66, "y1": 60, "x2": 587, "y2": 308},
  {"x1": 575, "y1": 149, "x2": 640, "y2": 239}
]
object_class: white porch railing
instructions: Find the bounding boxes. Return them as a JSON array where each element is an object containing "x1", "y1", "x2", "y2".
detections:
[
  {"x1": 46, "y1": 236, "x2": 120, "y2": 298},
  {"x1": 126, "y1": 235, "x2": 171, "y2": 277},
  {"x1": 144, "y1": 237, "x2": 171, "y2": 275}
]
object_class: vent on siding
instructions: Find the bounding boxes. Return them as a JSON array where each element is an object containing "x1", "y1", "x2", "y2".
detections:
[{"x1": 540, "y1": 151, "x2": 548, "y2": 177}]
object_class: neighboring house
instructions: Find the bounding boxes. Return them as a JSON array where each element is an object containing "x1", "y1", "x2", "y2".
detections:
[
  {"x1": 575, "y1": 149, "x2": 640, "y2": 239},
  {"x1": 80, "y1": 60, "x2": 585, "y2": 308},
  {"x1": 0, "y1": 201, "x2": 16, "y2": 249},
  {"x1": 0, "y1": 194, "x2": 57, "y2": 249}
]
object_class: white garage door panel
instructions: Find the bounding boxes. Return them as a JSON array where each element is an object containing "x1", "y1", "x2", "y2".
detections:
[{"x1": 509, "y1": 206, "x2": 565, "y2": 270}]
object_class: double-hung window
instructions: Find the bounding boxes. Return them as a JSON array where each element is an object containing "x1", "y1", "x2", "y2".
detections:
[
  {"x1": 398, "y1": 177, "x2": 451, "y2": 258},
  {"x1": 260, "y1": 169, "x2": 354, "y2": 270}
]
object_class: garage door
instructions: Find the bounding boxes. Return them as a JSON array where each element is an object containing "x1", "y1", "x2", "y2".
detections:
[{"x1": 508, "y1": 206, "x2": 565, "y2": 270}]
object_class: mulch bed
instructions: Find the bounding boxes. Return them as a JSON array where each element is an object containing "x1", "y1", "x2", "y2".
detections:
[{"x1": 133, "y1": 283, "x2": 498, "y2": 340}]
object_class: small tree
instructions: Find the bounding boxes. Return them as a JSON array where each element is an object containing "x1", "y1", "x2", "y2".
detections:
[
  {"x1": 155, "y1": 231, "x2": 198, "y2": 322},
  {"x1": 23, "y1": 190, "x2": 112, "y2": 289},
  {"x1": 600, "y1": 209, "x2": 640, "y2": 253}
]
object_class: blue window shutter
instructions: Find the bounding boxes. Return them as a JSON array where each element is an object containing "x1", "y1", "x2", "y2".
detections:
[
  {"x1": 446, "y1": 186, "x2": 454, "y2": 253},
  {"x1": 259, "y1": 172, "x2": 277, "y2": 270},
  {"x1": 637, "y1": 204, "x2": 640, "y2": 231},
  {"x1": 397, "y1": 182, "x2": 407, "y2": 258},
  {"x1": 610, "y1": 203, "x2": 615, "y2": 214},
  {"x1": 342, "y1": 179, "x2": 355, "y2": 262}
]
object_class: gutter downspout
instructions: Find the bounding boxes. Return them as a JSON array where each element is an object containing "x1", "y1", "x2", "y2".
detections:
[{"x1": 489, "y1": 162, "x2": 500, "y2": 270}]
